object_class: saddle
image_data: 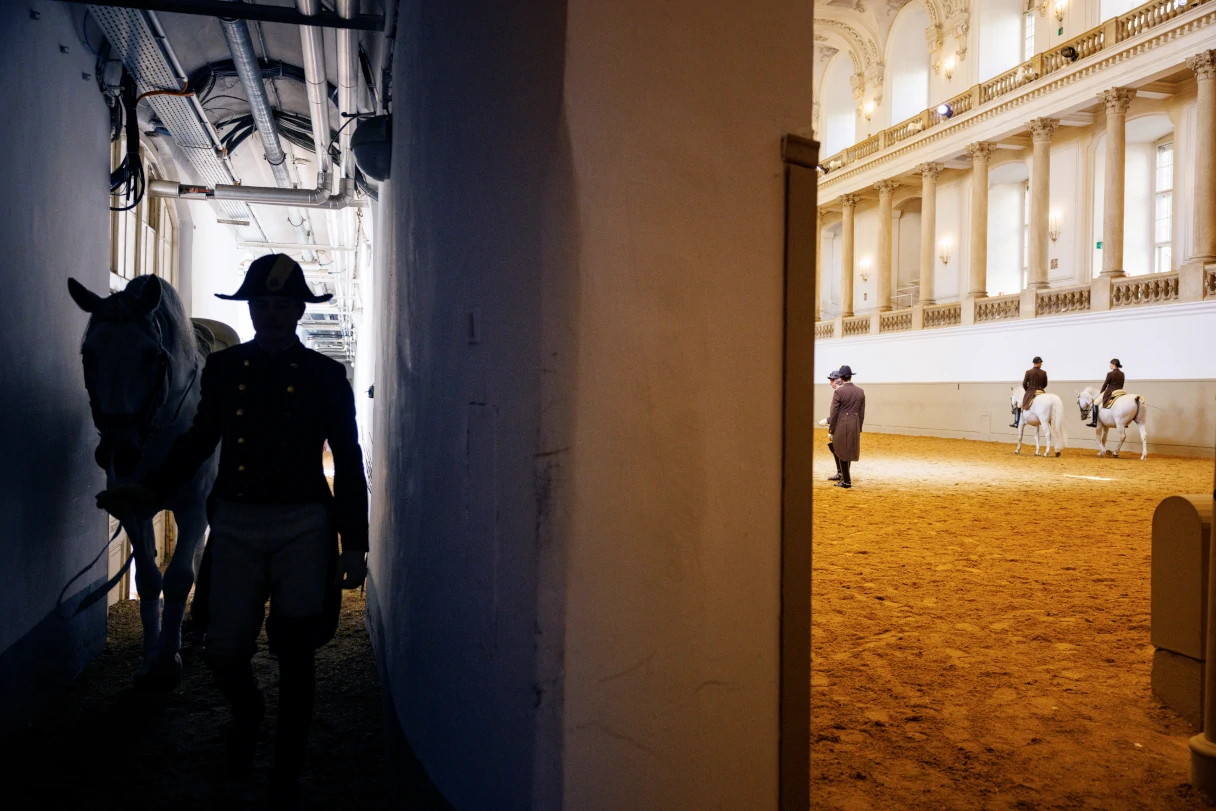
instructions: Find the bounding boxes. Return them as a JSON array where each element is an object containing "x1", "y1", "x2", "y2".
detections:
[{"x1": 1103, "y1": 389, "x2": 1127, "y2": 408}]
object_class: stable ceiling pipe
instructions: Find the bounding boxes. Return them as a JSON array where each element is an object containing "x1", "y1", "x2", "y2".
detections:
[
  {"x1": 149, "y1": 178, "x2": 367, "y2": 210},
  {"x1": 336, "y1": 0, "x2": 359, "y2": 178},
  {"x1": 218, "y1": 0, "x2": 318, "y2": 260},
  {"x1": 296, "y1": 0, "x2": 333, "y2": 176}
]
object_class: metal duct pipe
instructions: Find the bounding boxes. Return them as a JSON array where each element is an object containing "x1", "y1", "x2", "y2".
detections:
[
  {"x1": 149, "y1": 178, "x2": 366, "y2": 210},
  {"x1": 218, "y1": 1, "x2": 318, "y2": 260},
  {"x1": 337, "y1": 0, "x2": 359, "y2": 178},
  {"x1": 295, "y1": 0, "x2": 333, "y2": 176}
]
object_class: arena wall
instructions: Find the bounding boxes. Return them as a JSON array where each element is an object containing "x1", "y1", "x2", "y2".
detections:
[{"x1": 814, "y1": 303, "x2": 1216, "y2": 457}]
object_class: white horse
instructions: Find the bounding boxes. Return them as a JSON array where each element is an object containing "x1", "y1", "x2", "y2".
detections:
[
  {"x1": 1010, "y1": 387, "x2": 1067, "y2": 457},
  {"x1": 1077, "y1": 386, "x2": 1148, "y2": 460},
  {"x1": 68, "y1": 275, "x2": 219, "y2": 690}
]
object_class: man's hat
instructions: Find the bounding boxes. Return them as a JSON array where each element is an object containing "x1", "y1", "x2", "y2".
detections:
[
  {"x1": 827, "y1": 370, "x2": 841, "y2": 380},
  {"x1": 838, "y1": 365, "x2": 855, "y2": 377},
  {"x1": 1111, "y1": 358, "x2": 1122, "y2": 368},
  {"x1": 1032, "y1": 356, "x2": 1043, "y2": 364},
  {"x1": 216, "y1": 253, "x2": 332, "y2": 303}
]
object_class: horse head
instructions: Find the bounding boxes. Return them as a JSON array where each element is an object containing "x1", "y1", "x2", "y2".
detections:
[
  {"x1": 1076, "y1": 387, "x2": 1097, "y2": 420},
  {"x1": 69, "y1": 276, "x2": 169, "y2": 478}
]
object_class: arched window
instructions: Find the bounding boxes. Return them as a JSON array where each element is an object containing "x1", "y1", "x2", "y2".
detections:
[
  {"x1": 1091, "y1": 114, "x2": 1174, "y2": 277},
  {"x1": 821, "y1": 52, "x2": 858, "y2": 157},
  {"x1": 886, "y1": 4, "x2": 931, "y2": 124},
  {"x1": 110, "y1": 138, "x2": 177, "y2": 292}
]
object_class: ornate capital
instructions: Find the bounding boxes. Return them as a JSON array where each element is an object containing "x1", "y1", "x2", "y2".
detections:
[
  {"x1": 1188, "y1": 50, "x2": 1216, "y2": 80},
  {"x1": 917, "y1": 162, "x2": 943, "y2": 181},
  {"x1": 965, "y1": 142, "x2": 997, "y2": 162},
  {"x1": 1028, "y1": 117, "x2": 1060, "y2": 143},
  {"x1": 839, "y1": 193, "x2": 861, "y2": 210},
  {"x1": 1098, "y1": 87, "x2": 1136, "y2": 116},
  {"x1": 874, "y1": 179, "x2": 899, "y2": 197}
]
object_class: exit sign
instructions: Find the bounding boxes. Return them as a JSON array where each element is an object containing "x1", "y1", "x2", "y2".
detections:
[{"x1": 1097, "y1": 241, "x2": 1103, "y2": 249}]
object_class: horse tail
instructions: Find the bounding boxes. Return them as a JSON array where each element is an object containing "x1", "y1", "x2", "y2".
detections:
[
  {"x1": 1136, "y1": 395, "x2": 1147, "y2": 426},
  {"x1": 1053, "y1": 397, "x2": 1067, "y2": 453}
]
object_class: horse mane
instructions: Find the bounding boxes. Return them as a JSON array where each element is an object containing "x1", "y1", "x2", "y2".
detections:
[{"x1": 116, "y1": 276, "x2": 201, "y2": 364}]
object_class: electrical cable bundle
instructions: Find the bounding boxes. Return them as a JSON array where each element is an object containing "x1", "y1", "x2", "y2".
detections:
[
  {"x1": 110, "y1": 69, "x2": 145, "y2": 212},
  {"x1": 219, "y1": 109, "x2": 340, "y2": 165}
]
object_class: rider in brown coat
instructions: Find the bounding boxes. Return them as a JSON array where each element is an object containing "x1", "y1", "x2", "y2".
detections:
[
  {"x1": 828, "y1": 366, "x2": 865, "y2": 489},
  {"x1": 1012, "y1": 356, "x2": 1048, "y2": 428},
  {"x1": 1089, "y1": 358, "x2": 1125, "y2": 427}
]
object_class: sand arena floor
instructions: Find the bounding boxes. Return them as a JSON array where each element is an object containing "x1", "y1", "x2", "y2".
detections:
[{"x1": 811, "y1": 429, "x2": 1216, "y2": 811}]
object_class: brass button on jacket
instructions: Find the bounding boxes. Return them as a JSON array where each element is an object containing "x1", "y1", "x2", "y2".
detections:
[{"x1": 143, "y1": 339, "x2": 369, "y2": 551}]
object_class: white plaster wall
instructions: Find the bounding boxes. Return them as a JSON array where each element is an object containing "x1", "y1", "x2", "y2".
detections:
[
  {"x1": 988, "y1": 182, "x2": 1025, "y2": 296},
  {"x1": 897, "y1": 209, "x2": 921, "y2": 293},
  {"x1": 887, "y1": 4, "x2": 930, "y2": 124},
  {"x1": 560, "y1": 0, "x2": 810, "y2": 806},
  {"x1": 978, "y1": 0, "x2": 1026, "y2": 82},
  {"x1": 1047, "y1": 141, "x2": 1084, "y2": 284},
  {"x1": 934, "y1": 176, "x2": 969, "y2": 300},
  {"x1": 853, "y1": 204, "x2": 879, "y2": 312},
  {"x1": 816, "y1": 302, "x2": 1216, "y2": 383},
  {"x1": 1125, "y1": 141, "x2": 1155, "y2": 276},
  {"x1": 822, "y1": 52, "x2": 856, "y2": 156}
]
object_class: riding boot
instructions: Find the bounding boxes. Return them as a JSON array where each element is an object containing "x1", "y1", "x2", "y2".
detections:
[
  {"x1": 1010, "y1": 407, "x2": 1021, "y2": 428},
  {"x1": 835, "y1": 461, "x2": 852, "y2": 488},
  {"x1": 211, "y1": 657, "x2": 264, "y2": 776},
  {"x1": 1089, "y1": 404, "x2": 1099, "y2": 428},
  {"x1": 269, "y1": 650, "x2": 315, "y2": 811},
  {"x1": 827, "y1": 443, "x2": 842, "y2": 481}
]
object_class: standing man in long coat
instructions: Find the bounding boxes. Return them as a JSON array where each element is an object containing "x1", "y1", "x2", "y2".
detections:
[
  {"x1": 828, "y1": 365, "x2": 865, "y2": 489},
  {"x1": 1012, "y1": 356, "x2": 1048, "y2": 428},
  {"x1": 1088, "y1": 358, "x2": 1125, "y2": 427}
]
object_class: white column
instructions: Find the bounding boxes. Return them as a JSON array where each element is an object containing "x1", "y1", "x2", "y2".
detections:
[
  {"x1": 1188, "y1": 51, "x2": 1216, "y2": 262},
  {"x1": 1098, "y1": 88, "x2": 1136, "y2": 277},
  {"x1": 917, "y1": 163, "x2": 943, "y2": 304},
  {"x1": 1027, "y1": 118, "x2": 1059, "y2": 289},
  {"x1": 966, "y1": 142, "x2": 996, "y2": 297},
  {"x1": 874, "y1": 180, "x2": 898, "y2": 312},
  {"x1": 839, "y1": 193, "x2": 859, "y2": 317}
]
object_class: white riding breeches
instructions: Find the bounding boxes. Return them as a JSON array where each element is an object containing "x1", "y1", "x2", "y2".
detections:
[{"x1": 205, "y1": 500, "x2": 332, "y2": 659}]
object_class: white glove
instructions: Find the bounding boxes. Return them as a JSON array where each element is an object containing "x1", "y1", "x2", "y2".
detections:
[{"x1": 817, "y1": 418, "x2": 828, "y2": 427}]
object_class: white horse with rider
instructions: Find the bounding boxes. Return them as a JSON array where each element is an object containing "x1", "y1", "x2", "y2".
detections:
[
  {"x1": 1009, "y1": 387, "x2": 1067, "y2": 457},
  {"x1": 1077, "y1": 386, "x2": 1148, "y2": 459}
]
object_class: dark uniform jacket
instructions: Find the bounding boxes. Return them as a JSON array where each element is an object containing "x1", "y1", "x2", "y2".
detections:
[
  {"x1": 1021, "y1": 367, "x2": 1048, "y2": 410},
  {"x1": 828, "y1": 382, "x2": 865, "y2": 462},
  {"x1": 145, "y1": 339, "x2": 369, "y2": 551},
  {"x1": 1099, "y1": 370, "x2": 1125, "y2": 405}
]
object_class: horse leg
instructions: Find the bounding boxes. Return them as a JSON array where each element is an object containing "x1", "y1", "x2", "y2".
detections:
[
  {"x1": 155, "y1": 496, "x2": 208, "y2": 678},
  {"x1": 1138, "y1": 416, "x2": 1148, "y2": 460},
  {"x1": 1114, "y1": 424, "x2": 1127, "y2": 458},
  {"x1": 1096, "y1": 425, "x2": 1107, "y2": 457},
  {"x1": 1015, "y1": 423, "x2": 1023, "y2": 454},
  {"x1": 125, "y1": 517, "x2": 163, "y2": 678},
  {"x1": 1043, "y1": 422, "x2": 1052, "y2": 459},
  {"x1": 1034, "y1": 423, "x2": 1042, "y2": 456}
]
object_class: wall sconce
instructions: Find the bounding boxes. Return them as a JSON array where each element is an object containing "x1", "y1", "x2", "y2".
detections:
[
  {"x1": 1053, "y1": 0, "x2": 1068, "y2": 23},
  {"x1": 939, "y1": 239, "x2": 952, "y2": 265},
  {"x1": 944, "y1": 56, "x2": 955, "y2": 80},
  {"x1": 859, "y1": 257, "x2": 871, "y2": 282},
  {"x1": 862, "y1": 100, "x2": 875, "y2": 121},
  {"x1": 1049, "y1": 211, "x2": 1062, "y2": 242}
]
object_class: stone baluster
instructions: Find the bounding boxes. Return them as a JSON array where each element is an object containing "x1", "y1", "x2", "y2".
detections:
[
  {"x1": 874, "y1": 180, "x2": 899, "y2": 313},
  {"x1": 839, "y1": 193, "x2": 860, "y2": 318}
]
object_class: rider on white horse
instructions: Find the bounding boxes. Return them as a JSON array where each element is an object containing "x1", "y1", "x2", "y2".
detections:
[
  {"x1": 1087, "y1": 358, "x2": 1125, "y2": 428},
  {"x1": 1011, "y1": 356, "x2": 1048, "y2": 428}
]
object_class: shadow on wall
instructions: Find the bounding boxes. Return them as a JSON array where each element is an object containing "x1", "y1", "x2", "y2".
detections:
[
  {"x1": 0, "y1": 2, "x2": 112, "y2": 735},
  {"x1": 366, "y1": 1, "x2": 579, "y2": 808}
]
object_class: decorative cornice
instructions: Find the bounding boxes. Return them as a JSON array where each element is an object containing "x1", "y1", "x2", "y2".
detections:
[
  {"x1": 817, "y1": 3, "x2": 1216, "y2": 193},
  {"x1": 874, "y1": 179, "x2": 899, "y2": 196},
  {"x1": 965, "y1": 141, "x2": 997, "y2": 161},
  {"x1": 1187, "y1": 49, "x2": 1216, "y2": 79},
  {"x1": 1028, "y1": 117, "x2": 1060, "y2": 142},
  {"x1": 917, "y1": 162, "x2": 944, "y2": 180},
  {"x1": 1097, "y1": 87, "x2": 1136, "y2": 115}
]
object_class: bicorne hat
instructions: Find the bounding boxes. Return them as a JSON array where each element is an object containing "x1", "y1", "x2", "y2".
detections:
[
  {"x1": 1032, "y1": 356, "x2": 1043, "y2": 364},
  {"x1": 1111, "y1": 358, "x2": 1122, "y2": 368},
  {"x1": 837, "y1": 365, "x2": 855, "y2": 378},
  {"x1": 216, "y1": 253, "x2": 332, "y2": 303}
]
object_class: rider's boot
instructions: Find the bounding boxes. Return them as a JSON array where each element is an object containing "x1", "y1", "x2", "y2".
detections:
[
  {"x1": 828, "y1": 443, "x2": 842, "y2": 481},
  {"x1": 1010, "y1": 407, "x2": 1021, "y2": 428},
  {"x1": 269, "y1": 635, "x2": 316, "y2": 811},
  {"x1": 211, "y1": 656, "x2": 264, "y2": 777},
  {"x1": 1088, "y1": 403, "x2": 1099, "y2": 428}
]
